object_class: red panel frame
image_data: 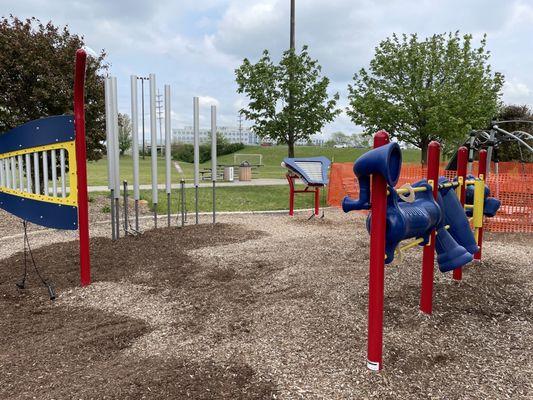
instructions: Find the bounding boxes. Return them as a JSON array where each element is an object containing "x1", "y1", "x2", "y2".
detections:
[
  {"x1": 74, "y1": 49, "x2": 91, "y2": 286},
  {"x1": 286, "y1": 173, "x2": 321, "y2": 216}
]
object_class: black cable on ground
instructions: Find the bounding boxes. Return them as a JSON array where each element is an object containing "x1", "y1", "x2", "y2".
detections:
[{"x1": 16, "y1": 220, "x2": 56, "y2": 300}]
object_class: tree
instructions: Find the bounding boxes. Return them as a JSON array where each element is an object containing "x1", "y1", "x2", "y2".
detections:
[
  {"x1": 118, "y1": 113, "x2": 132, "y2": 156},
  {"x1": 350, "y1": 132, "x2": 370, "y2": 148},
  {"x1": 493, "y1": 104, "x2": 533, "y2": 162},
  {"x1": 330, "y1": 131, "x2": 351, "y2": 146},
  {"x1": 0, "y1": 16, "x2": 108, "y2": 160},
  {"x1": 347, "y1": 32, "x2": 504, "y2": 163},
  {"x1": 235, "y1": 46, "x2": 340, "y2": 157}
]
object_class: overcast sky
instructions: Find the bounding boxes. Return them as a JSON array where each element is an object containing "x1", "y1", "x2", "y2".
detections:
[{"x1": 4, "y1": 0, "x2": 533, "y2": 138}]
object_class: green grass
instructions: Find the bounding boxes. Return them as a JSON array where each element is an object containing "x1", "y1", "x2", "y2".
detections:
[
  {"x1": 97, "y1": 184, "x2": 328, "y2": 214},
  {"x1": 87, "y1": 145, "x2": 421, "y2": 186}
]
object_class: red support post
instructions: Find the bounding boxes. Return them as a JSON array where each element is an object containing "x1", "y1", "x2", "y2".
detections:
[
  {"x1": 314, "y1": 187, "x2": 320, "y2": 215},
  {"x1": 366, "y1": 130, "x2": 389, "y2": 371},
  {"x1": 474, "y1": 149, "x2": 487, "y2": 261},
  {"x1": 453, "y1": 146, "x2": 468, "y2": 281},
  {"x1": 74, "y1": 49, "x2": 91, "y2": 287},
  {"x1": 286, "y1": 174, "x2": 295, "y2": 216},
  {"x1": 419, "y1": 141, "x2": 440, "y2": 314}
]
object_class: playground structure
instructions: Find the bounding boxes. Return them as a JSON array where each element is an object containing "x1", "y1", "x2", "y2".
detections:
[
  {"x1": 342, "y1": 130, "x2": 501, "y2": 371},
  {"x1": 0, "y1": 49, "x2": 90, "y2": 288},
  {"x1": 282, "y1": 156, "x2": 330, "y2": 217},
  {"x1": 104, "y1": 75, "x2": 218, "y2": 238}
]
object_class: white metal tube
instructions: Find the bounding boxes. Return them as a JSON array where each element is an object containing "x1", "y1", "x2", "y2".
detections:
[
  {"x1": 111, "y1": 76, "x2": 120, "y2": 198},
  {"x1": 51, "y1": 149, "x2": 57, "y2": 196},
  {"x1": 18, "y1": 155, "x2": 24, "y2": 191},
  {"x1": 193, "y1": 96, "x2": 200, "y2": 187},
  {"x1": 104, "y1": 76, "x2": 115, "y2": 191},
  {"x1": 43, "y1": 151, "x2": 49, "y2": 195},
  {"x1": 131, "y1": 75, "x2": 140, "y2": 201},
  {"x1": 211, "y1": 105, "x2": 217, "y2": 181},
  {"x1": 11, "y1": 157, "x2": 16, "y2": 189},
  {"x1": 6, "y1": 158, "x2": 11, "y2": 188},
  {"x1": 150, "y1": 73, "x2": 158, "y2": 204},
  {"x1": 60, "y1": 148, "x2": 66, "y2": 197},
  {"x1": 33, "y1": 152, "x2": 40, "y2": 194},
  {"x1": 165, "y1": 84, "x2": 171, "y2": 194},
  {"x1": 25, "y1": 153, "x2": 32, "y2": 192}
]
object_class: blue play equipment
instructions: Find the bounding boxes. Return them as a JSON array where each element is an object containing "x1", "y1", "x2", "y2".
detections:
[
  {"x1": 464, "y1": 175, "x2": 501, "y2": 217},
  {"x1": 369, "y1": 183, "x2": 440, "y2": 264},
  {"x1": 342, "y1": 143, "x2": 402, "y2": 212},
  {"x1": 436, "y1": 177, "x2": 479, "y2": 255},
  {"x1": 282, "y1": 156, "x2": 331, "y2": 186},
  {"x1": 342, "y1": 143, "x2": 500, "y2": 272}
]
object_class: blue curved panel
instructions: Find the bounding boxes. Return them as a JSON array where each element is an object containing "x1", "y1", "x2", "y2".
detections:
[
  {"x1": 0, "y1": 115, "x2": 75, "y2": 153},
  {"x1": 283, "y1": 156, "x2": 331, "y2": 186},
  {"x1": 0, "y1": 192, "x2": 78, "y2": 230}
]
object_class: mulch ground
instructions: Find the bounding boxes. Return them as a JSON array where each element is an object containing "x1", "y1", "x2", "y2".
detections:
[{"x1": 0, "y1": 209, "x2": 531, "y2": 399}]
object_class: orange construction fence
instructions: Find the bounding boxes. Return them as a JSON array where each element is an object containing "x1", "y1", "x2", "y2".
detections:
[{"x1": 327, "y1": 161, "x2": 533, "y2": 233}]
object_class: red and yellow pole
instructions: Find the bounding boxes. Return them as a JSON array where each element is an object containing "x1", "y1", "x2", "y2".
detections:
[
  {"x1": 419, "y1": 141, "x2": 441, "y2": 314},
  {"x1": 474, "y1": 150, "x2": 487, "y2": 261},
  {"x1": 366, "y1": 130, "x2": 389, "y2": 371},
  {"x1": 453, "y1": 147, "x2": 468, "y2": 280},
  {"x1": 74, "y1": 49, "x2": 91, "y2": 287}
]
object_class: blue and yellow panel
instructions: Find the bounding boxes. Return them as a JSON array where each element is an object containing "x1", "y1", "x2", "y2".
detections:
[{"x1": 0, "y1": 115, "x2": 79, "y2": 230}]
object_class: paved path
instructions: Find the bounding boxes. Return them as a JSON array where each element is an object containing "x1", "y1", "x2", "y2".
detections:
[{"x1": 87, "y1": 178, "x2": 288, "y2": 192}]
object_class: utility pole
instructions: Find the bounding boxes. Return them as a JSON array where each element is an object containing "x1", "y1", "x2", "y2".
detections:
[
  {"x1": 288, "y1": 0, "x2": 296, "y2": 157},
  {"x1": 137, "y1": 76, "x2": 149, "y2": 159},
  {"x1": 156, "y1": 89, "x2": 164, "y2": 156},
  {"x1": 290, "y1": 0, "x2": 295, "y2": 50}
]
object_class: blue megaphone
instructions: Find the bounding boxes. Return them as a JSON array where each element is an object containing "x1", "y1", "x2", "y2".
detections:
[{"x1": 342, "y1": 143, "x2": 402, "y2": 212}]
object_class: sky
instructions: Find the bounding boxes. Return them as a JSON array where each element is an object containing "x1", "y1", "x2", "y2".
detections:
[{"x1": 3, "y1": 0, "x2": 533, "y2": 139}]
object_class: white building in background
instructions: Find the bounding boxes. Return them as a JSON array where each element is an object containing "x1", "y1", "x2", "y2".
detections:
[
  {"x1": 173, "y1": 126, "x2": 324, "y2": 146},
  {"x1": 173, "y1": 126, "x2": 259, "y2": 145}
]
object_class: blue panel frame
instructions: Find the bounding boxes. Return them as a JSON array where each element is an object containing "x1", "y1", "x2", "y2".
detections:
[
  {"x1": 0, "y1": 115, "x2": 75, "y2": 154},
  {"x1": 283, "y1": 156, "x2": 331, "y2": 186},
  {"x1": 0, "y1": 192, "x2": 78, "y2": 230}
]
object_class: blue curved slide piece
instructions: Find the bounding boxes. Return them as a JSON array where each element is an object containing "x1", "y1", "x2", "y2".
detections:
[{"x1": 437, "y1": 177, "x2": 479, "y2": 255}]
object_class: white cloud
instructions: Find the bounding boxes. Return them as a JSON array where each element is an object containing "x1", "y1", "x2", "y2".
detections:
[{"x1": 3, "y1": 0, "x2": 533, "y2": 136}]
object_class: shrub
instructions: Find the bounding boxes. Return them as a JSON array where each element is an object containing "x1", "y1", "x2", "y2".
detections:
[{"x1": 172, "y1": 137, "x2": 245, "y2": 163}]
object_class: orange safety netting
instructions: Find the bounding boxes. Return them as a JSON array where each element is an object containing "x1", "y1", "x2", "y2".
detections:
[{"x1": 327, "y1": 161, "x2": 533, "y2": 233}]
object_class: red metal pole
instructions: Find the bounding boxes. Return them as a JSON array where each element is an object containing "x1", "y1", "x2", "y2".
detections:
[
  {"x1": 366, "y1": 130, "x2": 389, "y2": 371},
  {"x1": 74, "y1": 49, "x2": 91, "y2": 287},
  {"x1": 419, "y1": 141, "x2": 440, "y2": 314},
  {"x1": 474, "y1": 149, "x2": 487, "y2": 261},
  {"x1": 453, "y1": 146, "x2": 468, "y2": 281},
  {"x1": 286, "y1": 174, "x2": 295, "y2": 216},
  {"x1": 314, "y1": 187, "x2": 320, "y2": 215}
]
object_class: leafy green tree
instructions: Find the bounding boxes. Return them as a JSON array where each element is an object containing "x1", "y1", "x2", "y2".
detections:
[
  {"x1": 493, "y1": 104, "x2": 533, "y2": 162},
  {"x1": 0, "y1": 16, "x2": 108, "y2": 160},
  {"x1": 330, "y1": 131, "x2": 351, "y2": 146},
  {"x1": 118, "y1": 113, "x2": 132, "y2": 156},
  {"x1": 350, "y1": 132, "x2": 370, "y2": 148},
  {"x1": 236, "y1": 46, "x2": 340, "y2": 157},
  {"x1": 347, "y1": 32, "x2": 504, "y2": 163}
]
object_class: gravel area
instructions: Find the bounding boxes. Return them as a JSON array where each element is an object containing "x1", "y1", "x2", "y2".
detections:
[{"x1": 0, "y1": 197, "x2": 531, "y2": 399}]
